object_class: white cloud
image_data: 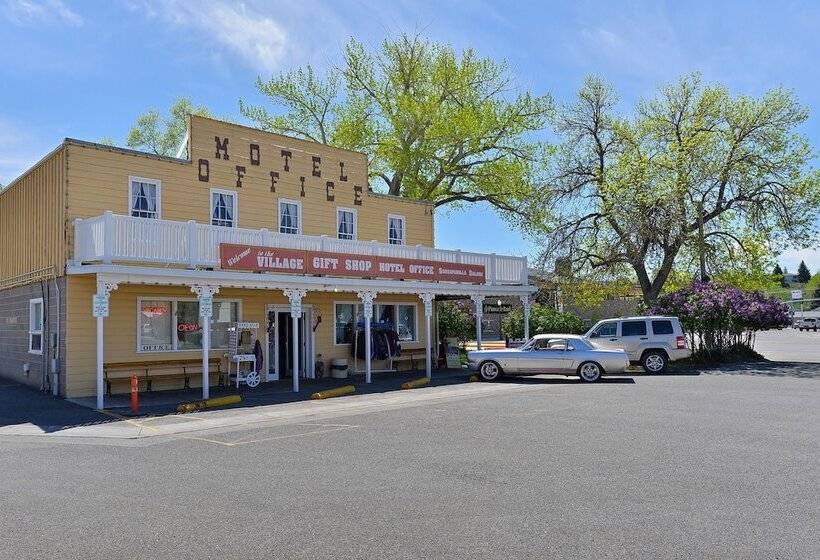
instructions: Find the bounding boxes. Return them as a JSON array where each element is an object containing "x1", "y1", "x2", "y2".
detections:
[
  {"x1": 129, "y1": 0, "x2": 288, "y2": 73},
  {"x1": 3, "y1": 0, "x2": 83, "y2": 26}
]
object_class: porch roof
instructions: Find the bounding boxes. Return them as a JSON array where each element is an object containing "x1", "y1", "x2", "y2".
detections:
[{"x1": 67, "y1": 264, "x2": 536, "y2": 297}]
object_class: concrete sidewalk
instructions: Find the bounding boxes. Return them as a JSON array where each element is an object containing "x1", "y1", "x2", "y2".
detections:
[{"x1": 0, "y1": 373, "x2": 556, "y2": 441}]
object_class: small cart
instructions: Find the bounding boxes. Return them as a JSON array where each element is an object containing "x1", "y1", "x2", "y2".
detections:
[{"x1": 228, "y1": 322, "x2": 261, "y2": 388}]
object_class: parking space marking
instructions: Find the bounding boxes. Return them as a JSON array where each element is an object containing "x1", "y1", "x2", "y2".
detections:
[
  {"x1": 98, "y1": 409, "x2": 160, "y2": 433},
  {"x1": 183, "y1": 423, "x2": 359, "y2": 447}
]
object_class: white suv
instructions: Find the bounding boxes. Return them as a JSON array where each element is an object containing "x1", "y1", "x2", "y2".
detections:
[{"x1": 585, "y1": 316, "x2": 691, "y2": 373}]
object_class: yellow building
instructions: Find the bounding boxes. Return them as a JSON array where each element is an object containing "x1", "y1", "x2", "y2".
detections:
[{"x1": 0, "y1": 116, "x2": 533, "y2": 407}]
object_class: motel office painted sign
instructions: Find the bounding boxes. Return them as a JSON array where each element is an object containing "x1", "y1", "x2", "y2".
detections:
[{"x1": 219, "y1": 243, "x2": 486, "y2": 284}]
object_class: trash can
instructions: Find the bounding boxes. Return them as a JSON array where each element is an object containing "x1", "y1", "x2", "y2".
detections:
[{"x1": 330, "y1": 359, "x2": 349, "y2": 379}]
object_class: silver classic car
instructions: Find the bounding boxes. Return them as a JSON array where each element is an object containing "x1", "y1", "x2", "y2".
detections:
[{"x1": 467, "y1": 334, "x2": 630, "y2": 382}]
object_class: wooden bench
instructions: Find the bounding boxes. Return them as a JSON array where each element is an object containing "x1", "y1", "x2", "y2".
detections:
[
  {"x1": 395, "y1": 349, "x2": 429, "y2": 371},
  {"x1": 103, "y1": 358, "x2": 224, "y2": 396}
]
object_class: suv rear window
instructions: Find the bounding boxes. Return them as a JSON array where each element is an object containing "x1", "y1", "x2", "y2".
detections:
[
  {"x1": 621, "y1": 320, "x2": 647, "y2": 336},
  {"x1": 651, "y1": 320, "x2": 674, "y2": 335}
]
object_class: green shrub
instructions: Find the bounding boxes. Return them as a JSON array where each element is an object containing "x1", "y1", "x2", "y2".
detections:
[{"x1": 501, "y1": 304, "x2": 586, "y2": 339}]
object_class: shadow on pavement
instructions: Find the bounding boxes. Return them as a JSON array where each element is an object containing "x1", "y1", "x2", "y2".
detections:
[
  {"x1": 0, "y1": 382, "x2": 115, "y2": 433},
  {"x1": 699, "y1": 361, "x2": 820, "y2": 379},
  {"x1": 497, "y1": 375, "x2": 636, "y2": 385}
]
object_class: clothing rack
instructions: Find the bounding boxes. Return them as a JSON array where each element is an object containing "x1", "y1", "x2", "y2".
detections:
[{"x1": 352, "y1": 321, "x2": 398, "y2": 375}]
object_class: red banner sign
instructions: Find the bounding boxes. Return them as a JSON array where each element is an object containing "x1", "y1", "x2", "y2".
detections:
[{"x1": 219, "y1": 243, "x2": 485, "y2": 284}]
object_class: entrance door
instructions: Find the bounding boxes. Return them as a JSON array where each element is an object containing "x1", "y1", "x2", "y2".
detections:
[{"x1": 265, "y1": 305, "x2": 314, "y2": 382}]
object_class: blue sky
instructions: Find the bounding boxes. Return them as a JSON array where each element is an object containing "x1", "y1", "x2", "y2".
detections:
[{"x1": 1, "y1": 0, "x2": 819, "y2": 272}]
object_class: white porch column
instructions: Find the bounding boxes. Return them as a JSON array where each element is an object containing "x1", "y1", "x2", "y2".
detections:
[
  {"x1": 471, "y1": 294, "x2": 485, "y2": 351},
  {"x1": 419, "y1": 293, "x2": 435, "y2": 378},
  {"x1": 94, "y1": 278, "x2": 119, "y2": 410},
  {"x1": 191, "y1": 285, "x2": 219, "y2": 400},
  {"x1": 521, "y1": 294, "x2": 531, "y2": 341},
  {"x1": 357, "y1": 291, "x2": 377, "y2": 383},
  {"x1": 283, "y1": 288, "x2": 306, "y2": 392}
]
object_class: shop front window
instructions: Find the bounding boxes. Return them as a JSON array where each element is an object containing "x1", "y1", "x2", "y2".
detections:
[
  {"x1": 139, "y1": 300, "x2": 173, "y2": 352},
  {"x1": 176, "y1": 301, "x2": 202, "y2": 350},
  {"x1": 138, "y1": 299, "x2": 239, "y2": 352},
  {"x1": 396, "y1": 304, "x2": 417, "y2": 341},
  {"x1": 334, "y1": 302, "x2": 417, "y2": 344}
]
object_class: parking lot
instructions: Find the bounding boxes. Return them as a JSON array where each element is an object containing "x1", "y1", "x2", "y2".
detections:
[
  {"x1": 754, "y1": 327, "x2": 820, "y2": 362},
  {"x1": 1, "y1": 355, "x2": 819, "y2": 559}
]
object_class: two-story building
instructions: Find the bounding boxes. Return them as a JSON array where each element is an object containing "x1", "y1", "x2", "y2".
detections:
[{"x1": 0, "y1": 116, "x2": 534, "y2": 408}]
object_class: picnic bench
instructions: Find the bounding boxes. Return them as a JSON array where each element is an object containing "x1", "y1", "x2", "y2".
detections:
[{"x1": 103, "y1": 358, "x2": 224, "y2": 395}]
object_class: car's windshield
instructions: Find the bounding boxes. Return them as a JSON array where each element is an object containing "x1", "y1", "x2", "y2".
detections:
[{"x1": 520, "y1": 337, "x2": 589, "y2": 351}]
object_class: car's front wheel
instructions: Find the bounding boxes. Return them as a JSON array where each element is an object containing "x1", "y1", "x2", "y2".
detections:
[
  {"x1": 641, "y1": 351, "x2": 668, "y2": 374},
  {"x1": 478, "y1": 361, "x2": 502, "y2": 382},
  {"x1": 578, "y1": 361, "x2": 602, "y2": 382}
]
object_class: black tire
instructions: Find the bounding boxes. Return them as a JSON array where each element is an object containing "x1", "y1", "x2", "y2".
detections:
[
  {"x1": 577, "y1": 361, "x2": 602, "y2": 383},
  {"x1": 641, "y1": 350, "x2": 668, "y2": 374},
  {"x1": 477, "y1": 361, "x2": 502, "y2": 382}
]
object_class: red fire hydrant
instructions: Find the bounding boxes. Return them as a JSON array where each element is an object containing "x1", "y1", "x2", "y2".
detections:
[{"x1": 130, "y1": 374, "x2": 139, "y2": 415}]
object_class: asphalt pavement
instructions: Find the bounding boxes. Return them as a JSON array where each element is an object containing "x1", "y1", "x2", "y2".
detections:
[
  {"x1": 754, "y1": 328, "x2": 820, "y2": 363},
  {"x1": 1, "y1": 363, "x2": 818, "y2": 559}
]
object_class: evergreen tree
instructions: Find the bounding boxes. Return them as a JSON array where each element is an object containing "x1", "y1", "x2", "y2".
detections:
[
  {"x1": 772, "y1": 264, "x2": 783, "y2": 275},
  {"x1": 797, "y1": 260, "x2": 812, "y2": 283}
]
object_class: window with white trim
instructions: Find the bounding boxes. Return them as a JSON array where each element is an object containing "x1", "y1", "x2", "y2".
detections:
[
  {"x1": 129, "y1": 177, "x2": 161, "y2": 219},
  {"x1": 137, "y1": 298, "x2": 240, "y2": 352},
  {"x1": 279, "y1": 199, "x2": 301, "y2": 234},
  {"x1": 333, "y1": 302, "x2": 418, "y2": 344},
  {"x1": 388, "y1": 214, "x2": 405, "y2": 245},
  {"x1": 337, "y1": 208, "x2": 356, "y2": 240},
  {"x1": 210, "y1": 189, "x2": 237, "y2": 227},
  {"x1": 29, "y1": 298, "x2": 44, "y2": 354}
]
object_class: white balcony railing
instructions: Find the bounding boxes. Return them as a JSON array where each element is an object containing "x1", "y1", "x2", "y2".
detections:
[{"x1": 73, "y1": 212, "x2": 529, "y2": 285}]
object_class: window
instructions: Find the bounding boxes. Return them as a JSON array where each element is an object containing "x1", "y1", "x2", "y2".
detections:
[
  {"x1": 593, "y1": 322, "x2": 617, "y2": 338},
  {"x1": 137, "y1": 298, "x2": 240, "y2": 352},
  {"x1": 337, "y1": 208, "x2": 357, "y2": 240},
  {"x1": 210, "y1": 189, "x2": 237, "y2": 227},
  {"x1": 334, "y1": 303, "x2": 356, "y2": 344},
  {"x1": 388, "y1": 214, "x2": 405, "y2": 245},
  {"x1": 279, "y1": 199, "x2": 301, "y2": 234},
  {"x1": 652, "y1": 320, "x2": 674, "y2": 335},
  {"x1": 129, "y1": 176, "x2": 161, "y2": 219},
  {"x1": 29, "y1": 298, "x2": 44, "y2": 354},
  {"x1": 621, "y1": 320, "x2": 648, "y2": 337},
  {"x1": 333, "y1": 302, "x2": 418, "y2": 344}
]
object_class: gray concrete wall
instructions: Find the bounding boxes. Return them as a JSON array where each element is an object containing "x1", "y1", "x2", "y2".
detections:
[{"x1": 0, "y1": 278, "x2": 66, "y2": 395}]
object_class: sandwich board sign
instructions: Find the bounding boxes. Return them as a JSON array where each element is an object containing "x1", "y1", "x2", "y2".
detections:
[{"x1": 791, "y1": 289, "x2": 803, "y2": 300}]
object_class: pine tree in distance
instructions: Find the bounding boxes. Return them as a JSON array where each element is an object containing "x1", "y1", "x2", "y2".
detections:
[{"x1": 797, "y1": 260, "x2": 812, "y2": 283}]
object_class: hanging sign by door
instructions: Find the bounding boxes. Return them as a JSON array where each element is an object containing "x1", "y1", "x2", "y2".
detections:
[{"x1": 219, "y1": 243, "x2": 486, "y2": 284}]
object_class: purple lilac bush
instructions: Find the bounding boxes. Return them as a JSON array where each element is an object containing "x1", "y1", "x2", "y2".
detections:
[{"x1": 650, "y1": 282, "x2": 791, "y2": 356}]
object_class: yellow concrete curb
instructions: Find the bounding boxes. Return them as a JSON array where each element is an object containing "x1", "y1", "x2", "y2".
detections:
[
  {"x1": 176, "y1": 394, "x2": 242, "y2": 413},
  {"x1": 401, "y1": 377, "x2": 430, "y2": 390},
  {"x1": 311, "y1": 385, "x2": 356, "y2": 400},
  {"x1": 468, "y1": 375, "x2": 479, "y2": 382}
]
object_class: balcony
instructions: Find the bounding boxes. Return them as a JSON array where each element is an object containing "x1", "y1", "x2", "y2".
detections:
[{"x1": 73, "y1": 212, "x2": 529, "y2": 286}]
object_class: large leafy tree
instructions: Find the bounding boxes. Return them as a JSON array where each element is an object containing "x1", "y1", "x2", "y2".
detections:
[
  {"x1": 239, "y1": 35, "x2": 553, "y2": 215},
  {"x1": 531, "y1": 74, "x2": 820, "y2": 305},
  {"x1": 127, "y1": 97, "x2": 211, "y2": 157}
]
